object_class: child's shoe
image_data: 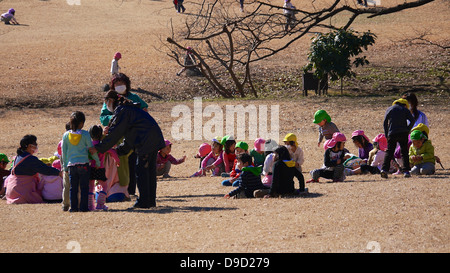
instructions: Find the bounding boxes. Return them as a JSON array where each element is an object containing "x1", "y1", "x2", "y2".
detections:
[
  {"x1": 393, "y1": 170, "x2": 402, "y2": 175},
  {"x1": 96, "y1": 204, "x2": 109, "y2": 211},
  {"x1": 306, "y1": 178, "x2": 319, "y2": 183},
  {"x1": 96, "y1": 191, "x2": 108, "y2": 211},
  {"x1": 403, "y1": 171, "x2": 411, "y2": 178},
  {"x1": 380, "y1": 171, "x2": 388, "y2": 179},
  {"x1": 190, "y1": 170, "x2": 205, "y2": 177}
]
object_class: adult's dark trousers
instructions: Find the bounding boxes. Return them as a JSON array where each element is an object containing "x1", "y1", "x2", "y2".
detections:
[
  {"x1": 135, "y1": 151, "x2": 158, "y2": 207},
  {"x1": 382, "y1": 132, "x2": 410, "y2": 173},
  {"x1": 128, "y1": 151, "x2": 137, "y2": 195}
]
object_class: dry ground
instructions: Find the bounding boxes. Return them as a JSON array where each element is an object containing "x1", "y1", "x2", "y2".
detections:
[
  {"x1": 0, "y1": 0, "x2": 449, "y2": 253},
  {"x1": 0, "y1": 99, "x2": 449, "y2": 253}
]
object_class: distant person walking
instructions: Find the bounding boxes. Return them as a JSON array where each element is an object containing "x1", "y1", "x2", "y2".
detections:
[
  {"x1": 177, "y1": 0, "x2": 186, "y2": 13},
  {"x1": 283, "y1": 0, "x2": 296, "y2": 32},
  {"x1": 240, "y1": 0, "x2": 244, "y2": 12},
  {"x1": 110, "y1": 52, "x2": 121, "y2": 76},
  {"x1": 1, "y1": 8, "x2": 19, "y2": 25}
]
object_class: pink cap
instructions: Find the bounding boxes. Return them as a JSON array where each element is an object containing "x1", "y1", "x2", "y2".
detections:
[
  {"x1": 197, "y1": 143, "x2": 212, "y2": 158},
  {"x1": 332, "y1": 132, "x2": 346, "y2": 142},
  {"x1": 351, "y1": 130, "x2": 370, "y2": 143},
  {"x1": 323, "y1": 139, "x2": 333, "y2": 150},
  {"x1": 164, "y1": 139, "x2": 172, "y2": 147},
  {"x1": 114, "y1": 52, "x2": 122, "y2": 59},
  {"x1": 253, "y1": 138, "x2": 265, "y2": 152},
  {"x1": 372, "y1": 133, "x2": 387, "y2": 152}
]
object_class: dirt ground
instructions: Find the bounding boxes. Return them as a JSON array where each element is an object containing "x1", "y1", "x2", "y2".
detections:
[{"x1": 0, "y1": 0, "x2": 449, "y2": 253}]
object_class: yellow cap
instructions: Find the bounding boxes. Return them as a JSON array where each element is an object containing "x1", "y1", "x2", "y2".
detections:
[
  {"x1": 283, "y1": 133, "x2": 298, "y2": 147},
  {"x1": 392, "y1": 98, "x2": 409, "y2": 109}
]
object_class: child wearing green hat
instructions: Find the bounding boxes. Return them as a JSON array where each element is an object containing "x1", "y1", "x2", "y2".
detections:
[
  {"x1": 221, "y1": 141, "x2": 249, "y2": 186},
  {"x1": 0, "y1": 153, "x2": 11, "y2": 198},
  {"x1": 313, "y1": 110, "x2": 340, "y2": 148},
  {"x1": 221, "y1": 135, "x2": 236, "y2": 174},
  {"x1": 409, "y1": 130, "x2": 435, "y2": 175}
]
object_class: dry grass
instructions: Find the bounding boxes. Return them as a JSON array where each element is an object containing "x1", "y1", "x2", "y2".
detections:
[{"x1": 0, "y1": 0, "x2": 449, "y2": 253}]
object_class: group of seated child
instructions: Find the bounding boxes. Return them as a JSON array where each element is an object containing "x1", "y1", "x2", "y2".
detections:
[
  {"x1": 0, "y1": 109, "x2": 440, "y2": 204},
  {"x1": 189, "y1": 134, "x2": 309, "y2": 199},
  {"x1": 306, "y1": 109, "x2": 438, "y2": 183}
]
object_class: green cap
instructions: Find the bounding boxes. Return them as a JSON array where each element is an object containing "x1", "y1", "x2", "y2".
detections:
[
  {"x1": 410, "y1": 130, "x2": 427, "y2": 141},
  {"x1": 313, "y1": 109, "x2": 331, "y2": 124},
  {"x1": 0, "y1": 153, "x2": 10, "y2": 163},
  {"x1": 220, "y1": 135, "x2": 235, "y2": 146},
  {"x1": 235, "y1": 141, "x2": 248, "y2": 151}
]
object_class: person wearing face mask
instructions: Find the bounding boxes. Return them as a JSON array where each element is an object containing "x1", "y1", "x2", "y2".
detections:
[
  {"x1": 5, "y1": 135, "x2": 62, "y2": 204},
  {"x1": 90, "y1": 91, "x2": 165, "y2": 209},
  {"x1": 100, "y1": 73, "x2": 148, "y2": 126},
  {"x1": 99, "y1": 73, "x2": 149, "y2": 197}
]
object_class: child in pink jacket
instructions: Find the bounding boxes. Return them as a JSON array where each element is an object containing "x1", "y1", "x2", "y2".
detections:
[{"x1": 191, "y1": 138, "x2": 223, "y2": 177}]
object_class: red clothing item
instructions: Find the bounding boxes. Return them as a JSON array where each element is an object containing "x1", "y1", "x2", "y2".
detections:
[{"x1": 222, "y1": 152, "x2": 236, "y2": 173}]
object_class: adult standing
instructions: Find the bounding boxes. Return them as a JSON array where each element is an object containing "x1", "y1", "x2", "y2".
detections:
[
  {"x1": 402, "y1": 92, "x2": 429, "y2": 128},
  {"x1": 5, "y1": 135, "x2": 62, "y2": 204},
  {"x1": 99, "y1": 73, "x2": 149, "y2": 197},
  {"x1": 381, "y1": 98, "x2": 415, "y2": 179},
  {"x1": 392, "y1": 92, "x2": 429, "y2": 171},
  {"x1": 91, "y1": 91, "x2": 165, "y2": 209}
]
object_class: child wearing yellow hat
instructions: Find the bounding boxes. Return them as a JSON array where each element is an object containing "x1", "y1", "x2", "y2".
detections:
[
  {"x1": 380, "y1": 98, "x2": 415, "y2": 179},
  {"x1": 283, "y1": 133, "x2": 304, "y2": 173},
  {"x1": 409, "y1": 130, "x2": 435, "y2": 175},
  {"x1": 313, "y1": 110, "x2": 340, "y2": 148}
]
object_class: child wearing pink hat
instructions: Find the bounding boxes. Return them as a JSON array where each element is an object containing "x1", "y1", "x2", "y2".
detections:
[
  {"x1": 307, "y1": 132, "x2": 347, "y2": 183},
  {"x1": 191, "y1": 138, "x2": 224, "y2": 177},
  {"x1": 194, "y1": 143, "x2": 212, "y2": 168},
  {"x1": 351, "y1": 130, "x2": 373, "y2": 160},
  {"x1": 111, "y1": 52, "x2": 121, "y2": 75},
  {"x1": 249, "y1": 138, "x2": 265, "y2": 167},
  {"x1": 156, "y1": 140, "x2": 186, "y2": 178},
  {"x1": 351, "y1": 133, "x2": 394, "y2": 175}
]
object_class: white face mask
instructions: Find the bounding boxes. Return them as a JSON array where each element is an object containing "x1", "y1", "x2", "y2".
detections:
[
  {"x1": 106, "y1": 100, "x2": 115, "y2": 113},
  {"x1": 115, "y1": 85, "x2": 127, "y2": 94}
]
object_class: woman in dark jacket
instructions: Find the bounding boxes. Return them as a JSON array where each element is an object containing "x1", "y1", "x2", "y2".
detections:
[{"x1": 90, "y1": 91, "x2": 165, "y2": 209}]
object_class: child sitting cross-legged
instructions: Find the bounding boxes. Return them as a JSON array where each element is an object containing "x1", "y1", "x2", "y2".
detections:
[
  {"x1": 307, "y1": 132, "x2": 347, "y2": 183},
  {"x1": 224, "y1": 153, "x2": 266, "y2": 199},
  {"x1": 409, "y1": 130, "x2": 435, "y2": 175},
  {"x1": 221, "y1": 141, "x2": 249, "y2": 187}
]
